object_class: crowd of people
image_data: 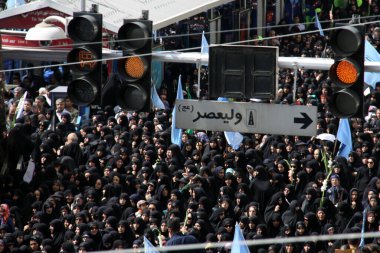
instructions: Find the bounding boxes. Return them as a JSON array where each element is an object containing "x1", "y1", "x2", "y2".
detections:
[{"x1": 0, "y1": 1, "x2": 380, "y2": 253}]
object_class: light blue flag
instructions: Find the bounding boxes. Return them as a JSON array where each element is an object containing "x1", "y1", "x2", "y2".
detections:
[
  {"x1": 144, "y1": 236, "x2": 159, "y2": 253},
  {"x1": 201, "y1": 31, "x2": 209, "y2": 66},
  {"x1": 231, "y1": 222, "x2": 249, "y2": 253},
  {"x1": 336, "y1": 118, "x2": 352, "y2": 159},
  {"x1": 171, "y1": 75, "x2": 184, "y2": 147},
  {"x1": 225, "y1": 132, "x2": 244, "y2": 150},
  {"x1": 75, "y1": 116, "x2": 81, "y2": 130},
  {"x1": 314, "y1": 11, "x2": 324, "y2": 36},
  {"x1": 217, "y1": 97, "x2": 244, "y2": 150},
  {"x1": 151, "y1": 85, "x2": 166, "y2": 110},
  {"x1": 153, "y1": 30, "x2": 157, "y2": 42},
  {"x1": 364, "y1": 40, "x2": 380, "y2": 88},
  {"x1": 16, "y1": 91, "x2": 28, "y2": 119}
]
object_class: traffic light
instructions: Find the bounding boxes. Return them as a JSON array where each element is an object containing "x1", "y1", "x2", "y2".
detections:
[
  {"x1": 328, "y1": 25, "x2": 365, "y2": 118},
  {"x1": 209, "y1": 45, "x2": 278, "y2": 100},
  {"x1": 116, "y1": 19, "x2": 152, "y2": 112},
  {"x1": 67, "y1": 12, "x2": 103, "y2": 106}
]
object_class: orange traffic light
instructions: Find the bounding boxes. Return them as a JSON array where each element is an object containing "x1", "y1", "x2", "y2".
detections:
[
  {"x1": 328, "y1": 25, "x2": 364, "y2": 118},
  {"x1": 115, "y1": 19, "x2": 152, "y2": 112},
  {"x1": 330, "y1": 59, "x2": 359, "y2": 86},
  {"x1": 119, "y1": 55, "x2": 147, "y2": 80}
]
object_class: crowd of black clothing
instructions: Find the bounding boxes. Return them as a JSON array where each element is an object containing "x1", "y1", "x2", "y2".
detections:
[{"x1": 1, "y1": 3, "x2": 380, "y2": 253}]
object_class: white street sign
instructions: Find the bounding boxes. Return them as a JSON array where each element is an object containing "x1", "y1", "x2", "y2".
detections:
[{"x1": 175, "y1": 99, "x2": 317, "y2": 136}]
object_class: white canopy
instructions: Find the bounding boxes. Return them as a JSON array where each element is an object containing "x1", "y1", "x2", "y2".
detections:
[{"x1": 0, "y1": 0, "x2": 234, "y2": 32}]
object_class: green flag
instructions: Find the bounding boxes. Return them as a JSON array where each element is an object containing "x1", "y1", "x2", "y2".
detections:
[
  {"x1": 334, "y1": 0, "x2": 347, "y2": 8},
  {"x1": 186, "y1": 86, "x2": 192, "y2": 99}
]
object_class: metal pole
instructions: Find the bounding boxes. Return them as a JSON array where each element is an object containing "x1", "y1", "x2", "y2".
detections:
[
  {"x1": 293, "y1": 64, "x2": 298, "y2": 103},
  {"x1": 276, "y1": 0, "x2": 282, "y2": 25},
  {"x1": 257, "y1": 0, "x2": 264, "y2": 36},
  {"x1": 80, "y1": 0, "x2": 85, "y2": 12},
  {"x1": 197, "y1": 60, "x2": 201, "y2": 98}
]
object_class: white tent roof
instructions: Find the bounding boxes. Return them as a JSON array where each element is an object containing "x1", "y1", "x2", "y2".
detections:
[{"x1": 0, "y1": 0, "x2": 233, "y2": 32}]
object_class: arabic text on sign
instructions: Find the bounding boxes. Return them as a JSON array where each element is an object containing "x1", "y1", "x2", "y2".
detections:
[{"x1": 192, "y1": 109, "x2": 242, "y2": 125}]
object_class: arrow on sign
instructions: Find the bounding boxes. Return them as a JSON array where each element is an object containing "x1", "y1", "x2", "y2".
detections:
[{"x1": 294, "y1": 112, "x2": 313, "y2": 129}]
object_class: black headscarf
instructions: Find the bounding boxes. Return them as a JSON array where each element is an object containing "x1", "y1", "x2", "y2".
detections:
[
  {"x1": 264, "y1": 192, "x2": 288, "y2": 224},
  {"x1": 282, "y1": 199, "x2": 303, "y2": 228},
  {"x1": 304, "y1": 212, "x2": 320, "y2": 234},
  {"x1": 249, "y1": 165, "x2": 273, "y2": 215},
  {"x1": 295, "y1": 170, "x2": 308, "y2": 201},
  {"x1": 117, "y1": 220, "x2": 135, "y2": 248},
  {"x1": 49, "y1": 219, "x2": 65, "y2": 253},
  {"x1": 353, "y1": 166, "x2": 371, "y2": 195}
]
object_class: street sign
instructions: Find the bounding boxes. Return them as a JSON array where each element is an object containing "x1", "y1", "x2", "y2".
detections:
[{"x1": 175, "y1": 99, "x2": 317, "y2": 136}]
